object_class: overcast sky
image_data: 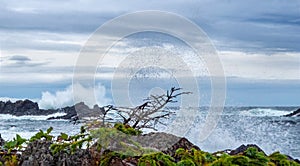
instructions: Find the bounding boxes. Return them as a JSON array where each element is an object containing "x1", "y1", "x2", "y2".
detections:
[{"x1": 0, "y1": 0, "x2": 299, "y2": 106}]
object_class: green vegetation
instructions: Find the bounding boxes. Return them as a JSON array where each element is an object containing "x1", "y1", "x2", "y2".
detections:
[
  {"x1": 114, "y1": 123, "x2": 143, "y2": 136},
  {"x1": 4, "y1": 134, "x2": 27, "y2": 154},
  {"x1": 29, "y1": 126, "x2": 53, "y2": 142},
  {"x1": 138, "y1": 152, "x2": 176, "y2": 166},
  {"x1": 175, "y1": 148, "x2": 217, "y2": 165},
  {"x1": 0, "y1": 125, "x2": 299, "y2": 165},
  {"x1": 50, "y1": 126, "x2": 92, "y2": 155}
]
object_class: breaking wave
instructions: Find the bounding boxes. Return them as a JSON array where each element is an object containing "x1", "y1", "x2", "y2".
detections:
[
  {"x1": 0, "y1": 112, "x2": 67, "y2": 121},
  {"x1": 0, "y1": 84, "x2": 112, "y2": 110},
  {"x1": 239, "y1": 108, "x2": 293, "y2": 117}
]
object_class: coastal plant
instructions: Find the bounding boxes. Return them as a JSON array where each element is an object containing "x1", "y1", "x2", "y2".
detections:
[
  {"x1": 4, "y1": 134, "x2": 27, "y2": 153},
  {"x1": 29, "y1": 126, "x2": 54, "y2": 142},
  {"x1": 269, "y1": 151, "x2": 300, "y2": 166},
  {"x1": 1, "y1": 134, "x2": 26, "y2": 165},
  {"x1": 244, "y1": 147, "x2": 269, "y2": 164},
  {"x1": 99, "y1": 150, "x2": 128, "y2": 166},
  {"x1": 177, "y1": 159, "x2": 195, "y2": 166},
  {"x1": 114, "y1": 123, "x2": 142, "y2": 136},
  {"x1": 175, "y1": 148, "x2": 216, "y2": 165},
  {"x1": 3, "y1": 155, "x2": 18, "y2": 166},
  {"x1": 138, "y1": 152, "x2": 176, "y2": 166},
  {"x1": 50, "y1": 126, "x2": 92, "y2": 155},
  {"x1": 211, "y1": 153, "x2": 237, "y2": 166},
  {"x1": 91, "y1": 126, "x2": 145, "y2": 156}
]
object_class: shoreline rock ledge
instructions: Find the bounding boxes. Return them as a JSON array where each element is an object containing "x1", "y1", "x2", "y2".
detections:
[
  {"x1": 17, "y1": 133, "x2": 300, "y2": 166},
  {"x1": 284, "y1": 108, "x2": 300, "y2": 117}
]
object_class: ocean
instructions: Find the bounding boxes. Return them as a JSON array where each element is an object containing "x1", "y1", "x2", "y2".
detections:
[{"x1": 0, "y1": 107, "x2": 299, "y2": 159}]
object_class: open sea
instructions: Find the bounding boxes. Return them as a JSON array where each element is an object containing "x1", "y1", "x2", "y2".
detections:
[{"x1": 0, "y1": 107, "x2": 299, "y2": 159}]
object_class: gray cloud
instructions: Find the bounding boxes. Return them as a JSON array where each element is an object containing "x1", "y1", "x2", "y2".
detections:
[
  {"x1": 0, "y1": 0, "x2": 299, "y2": 53},
  {"x1": 0, "y1": 0, "x2": 300, "y2": 52},
  {"x1": 9, "y1": 55, "x2": 31, "y2": 62},
  {"x1": 0, "y1": 0, "x2": 299, "y2": 83},
  {"x1": 4, "y1": 55, "x2": 49, "y2": 67}
]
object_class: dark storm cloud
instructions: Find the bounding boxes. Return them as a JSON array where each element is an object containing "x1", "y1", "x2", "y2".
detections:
[{"x1": 0, "y1": 0, "x2": 299, "y2": 52}]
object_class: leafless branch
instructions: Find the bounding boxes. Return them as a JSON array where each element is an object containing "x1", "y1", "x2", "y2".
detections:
[{"x1": 112, "y1": 87, "x2": 191, "y2": 130}]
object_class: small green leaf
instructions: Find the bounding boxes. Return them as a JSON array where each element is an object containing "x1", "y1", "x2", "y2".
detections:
[
  {"x1": 47, "y1": 127, "x2": 53, "y2": 134},
  {"x1": 60, "y1": 133, "x2": 68, "y2": 140}
]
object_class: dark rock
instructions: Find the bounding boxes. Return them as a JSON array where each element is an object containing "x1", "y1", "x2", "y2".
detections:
[
  {"x1": 286, "y1": 155, "x2": 300, "y2": 164},
  {"x1": 110, "y1": 157, "x2": 126, "y2": 166},
  {"x1": 163, "y1": 137, "x2": 200, "y2": 157},
  {"x1": 133, "y1": 132, "x2": 182, "y2": 152},
  {"x1": 75, "y1": 102, "x2": 104, "y2": 119},
  {"x1": 47, "y1": 102, "x2": 104, "y2": 120},
  {"x1": 284, "y1": 108, "x2": 300, "y2": 117},
  {"x1": 122, "y1": 157, "x2": 139, "y2": 165},
  {"x1": 46, "y1": 106, "x2": 77, "y2": 120},
  {"x1": 0, "y1": 134, "x2": 5, "y2": 146},
  {"x1": 21, "y1": 140, "x2": 96, "y2": 166},
  {"x1": 229, "y1": 144, "x2": 266, "y2": 156},
  {"x1": 128, "y1": 132, "x2": 200, "y2": 157},
  {"x1": 54, "y1": 149, "x2": 94, "y2": 166},
  {"x1": 20, "y1": 140, "x2": 55, "y2": 166},
  {"x1": 0, "y1": 101, "x2": 6, "y2": 113},
  {"x1": 14, "y1": 99, "x2": 39, "y2": 116},
  {"x1": 0, "y1": 100, "x2": 85, "y2": 120},
  {"x1": 0, "y1": 100, "x2": 53, "y2": 116},
  {"x1": 2, "y1": 100, "x2": 14, "y2": 114},
  {"x1": 0, "y1": 99, "x2": 108, "y2": 120}
]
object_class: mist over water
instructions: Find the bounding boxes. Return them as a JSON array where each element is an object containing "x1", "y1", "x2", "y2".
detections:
[{"x1": 167, "y1": 107, "x2": 300, "y2": 159}]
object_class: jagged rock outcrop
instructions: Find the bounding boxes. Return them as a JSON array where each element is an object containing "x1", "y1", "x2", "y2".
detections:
[
  {"x1": 0, "y1": 100, "x2": 103, "y2": 120},
  {"x1": 46, "y1": 106, "x2": 77, "y2": 120},
  {"x1": 284, "y1": 108, "x2": 300, "y2": 117},
  {"x1": 229, "y1": 144, "x2": 266, "y2": 155},
  {"x1": 163, "y1": 137, "x2": 200, "y2": 156},
  {"x1": 0, "y1": 100, "x2": 58, "y2": 116},
  {"x1": 47, "y1": 102, "x2": 104, "y2": 120},
  {"x1": 75, "y1": 102, "x2": 104, "y2": 119},
  {"x1": 0, "y1": 100, "x2": 41, "y2": 116}
]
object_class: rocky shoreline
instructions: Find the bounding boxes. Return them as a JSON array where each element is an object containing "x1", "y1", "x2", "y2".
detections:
[
  {"x1": 0, "y1": 131, "x2": 299, "y2": 166},
  {"x1": 0, "y1": 100, "x2": 299, "y2": 120},
  {"x1": 0, "y1": 100, "x2": 77, "y2": 120},
  {"x1": 0, "y1": 100, "x2": 300, "y2": 165}
]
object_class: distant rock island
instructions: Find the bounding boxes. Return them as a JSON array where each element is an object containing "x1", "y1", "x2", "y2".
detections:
[
  {"x1": 0, "y1": 100, "x2": 77, "y2": 120},
  {"x1": 0, "y1": 100, "x2": 299, "y2": 120},
  {"x1": 0, "y1": 99, "x2": 112, "y2": 120}
]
